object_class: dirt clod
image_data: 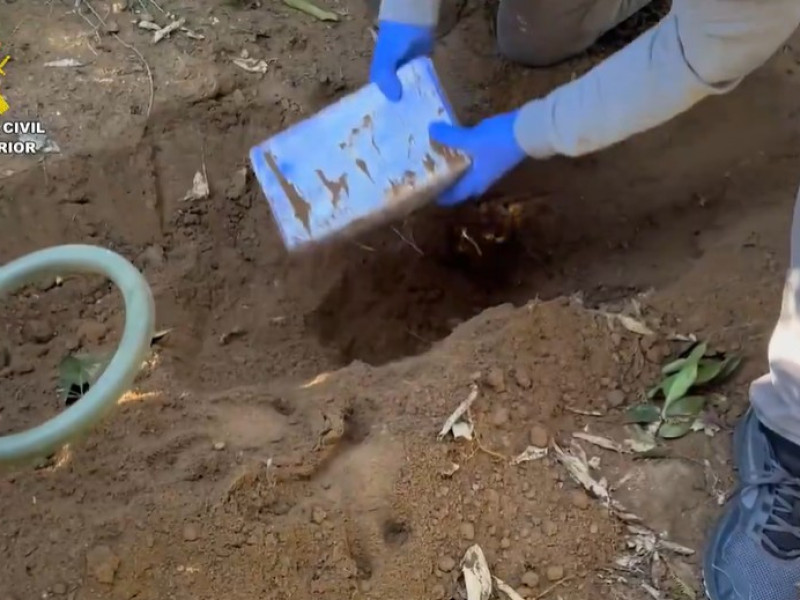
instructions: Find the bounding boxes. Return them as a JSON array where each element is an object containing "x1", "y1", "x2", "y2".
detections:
[
  {"x1": 311, "y1": 507, "x2": 327, "y2": 524},
  {"x1": 513, "y1": 366, "x2": 532, "y2": 389},
  {"x1": 486, "y1": 366, "x2": 506, "y2": 392},
  {"x1": 437, "y1": 556, "x2": 456, "y2": 572},
  {"x1": 492, "y1": 406, "x2": 510, "y2": 426},
  {"x1": 460, "y1": 522, "x2": 476, "y2": 541},
  {"x1": 606, "y1": 389, "x2": 626, "y2": 407},
  {"x1": 529, "y1": 424, "x2": 549, "y2": 447},
  {"x1": 86, "y1": 546, "x2": 120, "y2": 584},
  {"x1": 571, "y1": 490, "x2": 591, "y2": 510},
  {"x1": 546, "y1": 565, "x2": 565, "y2": 582},
  {"x1": 522, "y1": 570, "x2": 540, "y2": 588},
  {"x1": 22, "y1": 319, "x2": 54, "y2": 344},
  {"x1": 182, "y1": 524, "x2": 199, "y2": 542}
]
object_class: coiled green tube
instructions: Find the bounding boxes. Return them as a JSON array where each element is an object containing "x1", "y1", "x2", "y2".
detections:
[{"x1": 0, "y1": 245, "x2": 155, "y2": 465}]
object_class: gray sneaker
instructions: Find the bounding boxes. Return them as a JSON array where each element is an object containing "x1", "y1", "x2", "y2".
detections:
[{"x1": 704, "y1": 417, "x2": 800, "y2": 599}]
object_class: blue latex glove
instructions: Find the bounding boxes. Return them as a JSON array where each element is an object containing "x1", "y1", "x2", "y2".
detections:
[
  {"x1": 369, "y1": 21, "x2": 435, "y2": 101},
  {"x1": 429, "y1": 110, "x2": 527, "y2": 206}
]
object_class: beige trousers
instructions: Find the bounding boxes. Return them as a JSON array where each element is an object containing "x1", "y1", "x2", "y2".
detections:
[{"x1": 367, "y1": 0, "x2": 654, "y2": 66}]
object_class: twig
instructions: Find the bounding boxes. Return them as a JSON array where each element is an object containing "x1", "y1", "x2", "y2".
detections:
[
  {"x1": 391, "y1": 226, "x2": 424, "y2": 256},
  {"x1": 75, "y1": 0, "x2": 154, "y2": 118},
  {"x1": 460, "y1": 228, "x2": 483, "y2": 256},
  {"x1": 282, "y1": 0, "x2": 340, "y2": 21},
  {"x1": 153, "y1": 17, "x2": 185, "y2": 44},
  {"x1": 534, "y1": 574, "x2": 576, "y2": 599}
]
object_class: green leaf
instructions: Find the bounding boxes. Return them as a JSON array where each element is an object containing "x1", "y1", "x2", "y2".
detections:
[
  {"x1": 662, "y1": 357, "x2": 688, "y2": 376},
  {"x1": 650, "y1": 373, "x2": 677, "y2": 399},
  {"x1": 665, "y1": 395, "x2": 707, "y2": 418},
  {"x1": 658, "y1": 419, "x2": 695, "y2": 440},
  {"x1": 664, "y1": 362, "x2": 698, "y2": 406},
  {"x1": 58, "y1": 353, "x2": 108, "y2": 404},
  {"x1": 626, "y1": 403, "x2": 662, "y2": 424},
  {"x1": 695, "y1": 359, "x2": 725, "y2": 385},
  {"x1": 717, "y1": 355, "x2": 742, "y2": 382},
  {"x1": 662, "y1": 343, "x2": 706, "y2": 410}
]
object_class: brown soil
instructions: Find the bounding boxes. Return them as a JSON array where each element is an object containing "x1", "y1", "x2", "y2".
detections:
[{"x1": 1, "y1": 1, "x2": 800, "y2": 600}]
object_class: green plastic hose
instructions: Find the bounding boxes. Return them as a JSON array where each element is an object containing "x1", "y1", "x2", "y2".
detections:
[{"x1": 0, "y1": 245, "x2": 155, "y2": 465}]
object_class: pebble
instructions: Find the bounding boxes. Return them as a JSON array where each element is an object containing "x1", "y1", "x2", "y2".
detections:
[
  {"x1": 513, "y1": 366, "x2": 532, "y2": 389},
  {"x1": 571, "y1": 490, "x2": 590, "y2": 510},
  {"x1": 542, "y1": 521, "x2": 558, "y2": 537},
  {"x1": 182, "y1": 524, "x2": 199, "y2": 542},
  {"x1": 437, "y1": 556, "x2": 456, "y2": 572},
  {"x1": 77, "y1": 320, "x2": 108, "y2": 345},
  {"x1": 22, "y1": 319, "x2": 54, "y2": 344},
  {"x1": 645, "y1": 347, "x2": 662, "y2": 364},
  {"x1": 590, "y1": 523, "x2": 599, "y2": 534},
  {"x1": 491, "y1": 407, "x2": 510, "y2": 427},
  {"x1": 606, "y1": 389, "x2": 625, "y2": 408},
  {"x1": 460, "y1": 522, "x2": 475, "y2": 541},
  {"x1": 212, "y1": 441, "x2": 226, "y2": 451},
  {"x1": 311, "y1": 507, "x2": 327, "y2": 524},
  {"x1": 500, "y1": 537, "x2": 511, "y2": 549},
  {"x1": 546, "y1": 565, "x2": 565, "y2": 581},
  {"x1": 521, "y1": 570, "x2": 540, "y2": 588},
  {"x1": 486, "y1": 367, "x2": 506, "y2": 392},
  {"x1": 431, "y1": 583, "x2": 446, "y2": 599},
  {"x1": 85, "y1": 545, "x2": 120, "y2": 584},
  {"x1": 529, "y1": 424, "x2": 549, "y2": 447}
]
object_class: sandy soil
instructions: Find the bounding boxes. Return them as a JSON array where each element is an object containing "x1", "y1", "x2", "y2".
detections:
[{"x1": 1, "y1": 1, "x2": 800, "y2": 599}]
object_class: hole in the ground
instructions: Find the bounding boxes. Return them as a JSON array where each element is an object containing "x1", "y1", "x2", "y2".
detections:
[
  {"x1": 307, "y1": 200, "x2": 559, "y2": 366},
  {"x1": 382, "y1": 519, "x2": 411, "y2": 547}
]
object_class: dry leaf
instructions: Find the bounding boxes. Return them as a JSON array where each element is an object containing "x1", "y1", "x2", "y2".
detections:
[
  {"x1": 44, "y1": 58, "x2": 86, "y2": 67},
  {"x1": 183, "y1": 171, "x2": 209, "y2": 201},
  {"x1": 493, "y1": 577, "x2": 526, "y2": 600},
  {"x1": 153, "y1": 18, "x2": 186, "y2": 43},
  {"x1": 573, "y1": 432, "x2": 629, "y2": 454},
  {"x1": 232, "y1": 57, "x2": 272, "y2": 73},
  {"x1": 617, "y1": 314, "x2": 655, "y2": 336},
  {"x1": 438, "y1": 384, "x2": 479, "y2": 440},
  {"x1": 512, "y1": 445, "x2": 548, "y2": 464},
  {"x1": 451, "y1": 421, "x2": 474, "y2": 441},
  {"x1": 461, "y1": 545, "x2": 492, "y2": 600}
]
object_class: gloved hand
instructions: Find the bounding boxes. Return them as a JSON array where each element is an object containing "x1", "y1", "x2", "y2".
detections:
[
  {"x1": 369, "y1": 21, "x2": 435, "y2": 101},
  {"x1": 429, "y1": 110, "x2": 527, "y2": 206}
]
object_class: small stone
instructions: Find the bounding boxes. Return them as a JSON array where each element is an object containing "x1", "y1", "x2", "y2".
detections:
[
  {"x1": 542, "y1": 521, "x2": 558, "y2": 537},
  {"x1": 437, "y1": 556, "x2": 456, "y2": 572},
  {"x1": 182, "y1": 524, "x2": 199, "y2": 541},
  {"x1": 225, "y1": 168, "x2": 249, "y2": 200},
  {"x1": 139, "y1": 245, "x2": 166, "y2": 269},
  {"x1": 590, "y1": 523, "x2": 599, "y2": 534},
  {"x1": 52, "y1": 583, "x2": 67, "y2": 595},
  {"x1": 460, "y1": 522, "x2": 475, "y2": 541},
  {"x1": 212, "y1": 441, "x2": 226, "y2": 451},
  {"x1": 521, "y1": 570, "x2": 540, "y2": 588},
  {"x1": 646, "y1": 347, "x2": 662, "y2": 364},
  {"x1": 571, "y1": 490, "x2": 590, "y2": 510},
  {"x1": 606, "y1": 389, "x2": 625, "y2": 408},
  {"x1": 104, "y1": 19, "x2": 120, "y2": 33},
  {"x1": 529, "y1": 424, "x2": 549, "y2": 447},
  {"x1": 500, "y1": 537, "x2": 511, "y2": 549},
  {"x1": 492, "y1": 407, "x2": 510, "y2": 427},
  {"x1": 77, "y1": 321, "x2": 108, "y2": 345},
  {"x1": 485, "y1": 367, "x2": 506, "y2": 392},
  {"x1": 431, "y1": 583, "x2": 446, "y2": 599},
  {"x1": 22, "y1": 319, "x2": 54, "y2": 344},
  {"x1": 311, "y1": 507, "x2": 327, "y2": 524},
  {"x1": 111, "y1": 0, "x2": 128, "y2": 12},
  {"x1": 513, "y1": 367, "x2": 532, "y2": 389},
  {"x1": 86, "y1": 545, "x2": 120, "y2": 584},
  {"x1": 546, "y1": 565, "x2": 565, "y2": 581}
]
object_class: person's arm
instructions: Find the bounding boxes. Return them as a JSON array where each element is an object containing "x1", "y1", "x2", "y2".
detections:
[
  {"x1": 515, "y1": 0, "x2": 800, "y2": 158},
  {"x1": 378, "y1": 0, "x2": 442, "y2": 27}
]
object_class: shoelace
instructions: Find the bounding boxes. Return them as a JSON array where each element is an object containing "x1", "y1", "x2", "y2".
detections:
[{"x1": 742, "y1": 469, "x2": 800, "y2": 559}]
